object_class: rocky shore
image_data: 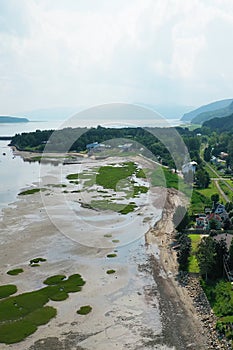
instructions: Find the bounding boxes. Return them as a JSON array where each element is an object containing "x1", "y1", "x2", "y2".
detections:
[
  {"x1": 147, "y1": 188, "x2": 232, "y2": 350},
  {"x1": 181, "y1": 274, "x2": 232, "y2": 349}
]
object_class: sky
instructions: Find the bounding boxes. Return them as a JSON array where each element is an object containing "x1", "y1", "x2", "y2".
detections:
[{"x1": 0, "y1": 0, "x2": 233, "y2": 115}]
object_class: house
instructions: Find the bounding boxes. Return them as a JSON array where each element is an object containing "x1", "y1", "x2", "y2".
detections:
[
  {"x1": 220, "y1": 152, "x2": 228, "y2": 159},
  {"x1": 196, "y1": 215, "x2": 208, "y2": 229},
  {"x1": 210, "y1": 156, "x2": 218, "y2": 165},
  {"x1": 204, "y1": 207, "x2": 211, "y2": 214},
  {"x1": 207, "y1": 213, "x2": 222, "y2": 230},
  {"x1": 182, "y1": 161, "x2": 197, "y2": 174},
  {"x1": 213, "y1": 203, "x2": 228, "y2": 220}
]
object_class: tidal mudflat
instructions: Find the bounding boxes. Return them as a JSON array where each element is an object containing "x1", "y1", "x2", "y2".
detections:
[
  {"x1": 0, "y1": 155, "x2": 210, "y2": 349},
  {"x1": 0, "y1": 156, "x2": 173, "y2": 350}
]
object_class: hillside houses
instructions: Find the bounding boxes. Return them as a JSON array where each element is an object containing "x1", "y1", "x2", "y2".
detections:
[{"x1": 195, "y1": 203, "x2": 229, "y2": 230}]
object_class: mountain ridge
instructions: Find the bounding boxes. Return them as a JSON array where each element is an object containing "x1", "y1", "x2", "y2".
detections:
[{"x1": 181, "y1": 99, "x2": 233, "y2": 122}]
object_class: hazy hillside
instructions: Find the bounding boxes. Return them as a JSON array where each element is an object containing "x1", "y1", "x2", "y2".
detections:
[
  {"x1": 0, "y1": 116, "x2": 29, "y2": 123},
  {"x1": 203, "y1": 112, "x2": 233, "y2": 132},
  {"x1": 181, "y1": 99, "x2": 233, "y2": 122},
  {"x1": 136, "y1": 103, "x2": 194, "y2": 119},
  {"x1": 192, "y1": 101, "x2": 233, "y2": 124}
]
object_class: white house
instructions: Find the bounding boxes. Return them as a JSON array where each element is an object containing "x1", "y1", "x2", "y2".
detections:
[{"x1": 182, "y1": 161, "x2": 197, "y2": 174}]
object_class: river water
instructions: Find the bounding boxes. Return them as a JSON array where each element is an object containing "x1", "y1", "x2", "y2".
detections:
[{"x1": 0, "y1": 118, "x2": 181, "y2": 213}]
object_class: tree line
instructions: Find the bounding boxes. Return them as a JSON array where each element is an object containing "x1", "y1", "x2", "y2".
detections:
[{"x1": 10, "y1": 126, "x2": 201, "y2": 170}]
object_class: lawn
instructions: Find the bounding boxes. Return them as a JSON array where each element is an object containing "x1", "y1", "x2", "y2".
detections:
[
  {"x1": 204, "y1": 164, "x2": 218, "y2": 178},
  {"x1": 188, "y1": 234, "x2": 201, "y2": 273},
  {"x1": 219, "y1": 181, "x2": 232, "y2": 198},
  {"x1": 197, "y1": 180, "x2": 218, "y2": 198},
  {"x1": 189, "y1": 190, "x2": 211, "y2": 215}
]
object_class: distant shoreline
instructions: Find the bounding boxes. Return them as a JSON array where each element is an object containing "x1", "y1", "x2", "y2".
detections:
[{"x1": 0, "y1": 116, "x2": 29, "y2": 123}]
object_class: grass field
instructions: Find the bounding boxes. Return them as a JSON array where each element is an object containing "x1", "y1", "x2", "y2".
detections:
[
  {"x1": 188, "y1": 234, "x2": 201, "y2": 273},
  {"x1": 205, "y1": 164, "x2": 218, "y2": 178},
  {"x1": 219, "y1": 181, "x2": 232, "y2": 199}
]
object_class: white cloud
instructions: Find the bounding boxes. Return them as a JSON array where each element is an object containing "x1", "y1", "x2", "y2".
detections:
[{"x1": 0, "y1": 0, "x2": 232, "y2": 113}]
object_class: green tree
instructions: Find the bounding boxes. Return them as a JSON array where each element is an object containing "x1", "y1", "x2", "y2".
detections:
[
  {"x1": 197, "y1": 236, "x2": 216, "y2": 281},
  {"x1": 228, "y1": 238, "x2": 233, "y2": 270},
  {"x1": 176, "y1": 233, "x2": 191, "y2": 271},
  {"x1": 211, "y1": 193, "x2": 219, "y2": 204},
  {"x1": 195, "y1": 168, "x2": 210, "y2": 188},
  {"x1": 173, "y1": 206, "x2": 190, "y2": 232},
  {"x1": 204, "y1": 145, "x2": 212, "y2": 162},
  {"x1": 213, "y1": 239, "x2": 228, "y2": 279}
]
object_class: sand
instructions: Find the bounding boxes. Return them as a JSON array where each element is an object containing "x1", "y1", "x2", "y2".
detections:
[{"x1": 0, "y1": 155, "x2": 211, "y2": 349}]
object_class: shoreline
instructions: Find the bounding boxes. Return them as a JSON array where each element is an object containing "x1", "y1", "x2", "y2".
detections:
[
  {"x1": 147, "y1": 188, "x2": 231, "y2": 350},
  {"x1": 0, "y1": 153, "x2": 230, "y2": 349}
]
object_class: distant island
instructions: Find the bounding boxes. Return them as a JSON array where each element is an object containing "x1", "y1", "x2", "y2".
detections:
[{"x1": 0, "y1": 116, "x2": 29, "y2": 123}]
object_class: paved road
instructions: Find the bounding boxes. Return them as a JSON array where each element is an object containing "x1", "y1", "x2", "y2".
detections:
[
  {"x1": 205, "y1": 161, "x2": 233, "y2": 201},
  {"x1": 213, "y1": 179, "x2": 230, "y2": 202}
]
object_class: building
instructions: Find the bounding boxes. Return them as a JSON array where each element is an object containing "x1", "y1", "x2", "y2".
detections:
[
  {"x1": 182, "y1": 161, "x2": 197, "y2": 174},
  {"x1": 207, "y1": 213, "x2": 222, "y2": 230},
  {"x1": 196, "y1": 215, "x2": 208, "y2": 229}
]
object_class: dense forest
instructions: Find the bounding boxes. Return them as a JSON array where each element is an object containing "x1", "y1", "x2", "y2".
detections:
[
  {"x1": 203, "y1": 112, "x2": 233, "y2": 132},
  {"x1": 10, "y1": 126, "x2": 201, "y2": 169}
]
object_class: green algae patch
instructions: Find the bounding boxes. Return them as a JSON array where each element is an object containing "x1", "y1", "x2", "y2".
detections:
[
  {"x1": 96, "y1": 162, "x2": 137, "y2": 190},
  {"x1": 90, "y1": 200, "x2": 137, "y2": 214},
  {"x1": 66, "y1": 173, "x2": 79, "y2": 180},
  {"x1": 18, "y1": 188, "x2": 45, "y2": 196},
  {"x1": 106, "y1": 270, "x2": 116, "y2": 274},
  {"x1": 30, "y1": 257, "x2": 47, "y2": 265},
  {"x1": 0, "y1": 285, "x2": 17, "y2": 299},
  {"x1": 77, "y1": 305, "x2": 92, "y2": 315},
  {"x1": 7, "y1": 268, "x2": 24, "y2": 276},
  {"x1": 43, "y1": 275, "x2": 66, "y2": 285},
  {"x1": 0, "y1": 273, "x2": 86, "y2": 344},
  {"x1": 106, "y1": 253, "x2": 117, "y2": 258},
  {"x1": 0, "y1": 320, "x2": 37, "y2": 344}
]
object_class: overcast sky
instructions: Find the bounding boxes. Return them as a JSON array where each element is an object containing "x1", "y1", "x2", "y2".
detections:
[{"x1": 0, "y1": 0, "x2": 233, "y2": 114}]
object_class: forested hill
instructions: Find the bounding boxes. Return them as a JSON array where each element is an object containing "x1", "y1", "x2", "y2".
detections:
[
  {"x1": 191, "y1": 101, "x2": 233, "y2": 124},
  {"x1": 181, "y1": 99, "x2": 233, "y2": 122},
  {"x1": 203, "y1": 112, "x2": 233, "y2": 132},
  {"x1": 0, "y1": 116, "x2": 29, "y2": 123},
  {"x1": 10, "y1": 126, "x2": 201, "y2": 169}
]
